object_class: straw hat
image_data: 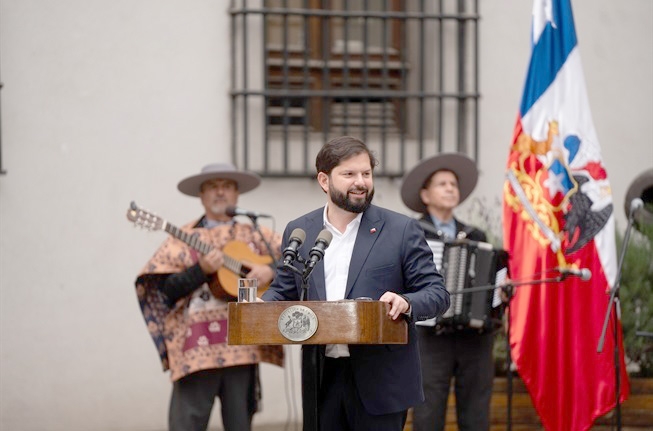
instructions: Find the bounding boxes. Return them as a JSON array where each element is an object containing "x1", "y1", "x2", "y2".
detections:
[
  {"x1": 177, "y1": 163, "x2": 261, "y2": 197},
  {"x1": 400, "y1": 153, "x2": 478, "y2": 213}
]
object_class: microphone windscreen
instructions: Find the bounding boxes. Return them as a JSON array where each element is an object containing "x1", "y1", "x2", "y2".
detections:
[
  {"x1": 316, "y1": 229, "x2": 333, "y2": 246},
  {"x1": 630, "y1": 198, "x2": 644, "y2": 213},
  {"x1": 581, "y1": 268, "x2": 592, "y2": 281},
  {"x1": 290, "y1": 228, "x2": 306, "y2": 243},
  {"x1": 225, "y1": 206, "x2": 238, "y2": 217}
]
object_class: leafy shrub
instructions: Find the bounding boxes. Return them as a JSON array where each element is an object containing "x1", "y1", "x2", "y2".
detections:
[{"x1": 617, "y1": 221, "x2": 653, "y2": 376}]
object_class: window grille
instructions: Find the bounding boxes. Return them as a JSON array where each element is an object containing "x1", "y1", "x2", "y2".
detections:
[{"x1": 230, "y1": 0, "x2": 480, "y2": 178}]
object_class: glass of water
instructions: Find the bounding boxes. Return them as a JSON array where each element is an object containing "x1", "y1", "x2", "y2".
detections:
[{"x1": 238, "y1": 278, "x2": 258, "y2": 302}]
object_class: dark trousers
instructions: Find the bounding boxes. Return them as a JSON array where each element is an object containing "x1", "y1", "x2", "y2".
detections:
[
  {"x1": 169, "y1": 365, "x2": 256, "y2": 431},
  {"x1": 412, "y1": 328, "x2": 495, "y2": 431},
  {"x1": 318, "y1": 357, "x2": 407, "y2": 431}
]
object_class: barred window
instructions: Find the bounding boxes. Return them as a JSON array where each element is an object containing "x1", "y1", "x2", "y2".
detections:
[{"x1": 230, "y1": 0, "x2": 480, "y2": 178}]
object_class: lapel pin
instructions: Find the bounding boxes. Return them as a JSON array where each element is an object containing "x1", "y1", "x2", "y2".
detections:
[{"x1": 370, "y1": 228, "x2": 377, "y2": 234}]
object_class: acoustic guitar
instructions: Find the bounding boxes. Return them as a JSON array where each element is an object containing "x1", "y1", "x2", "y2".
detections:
[{"x1": 126, "y1": 201, "x2": 273, "y2": 300}]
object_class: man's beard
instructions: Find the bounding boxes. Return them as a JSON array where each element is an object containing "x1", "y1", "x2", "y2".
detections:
[
  {"x1": 208, "y1": 201, "x2": 228, "y2": 216},
  {"x1": 329, "y1": 183, "x2": 374, "y2": 213}
]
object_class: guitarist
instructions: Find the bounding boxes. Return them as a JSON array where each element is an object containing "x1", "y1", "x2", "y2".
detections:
[{"x1": 134, "y1": 163, "x2": 283, "y2": 431}]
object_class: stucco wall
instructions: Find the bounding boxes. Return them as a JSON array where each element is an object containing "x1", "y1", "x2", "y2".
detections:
[{"x1": 0, "y1": 1, "x2": 651, "y2": 430}]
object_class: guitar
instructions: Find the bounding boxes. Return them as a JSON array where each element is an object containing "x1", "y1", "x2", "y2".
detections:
[{"x1": 126, "y1": 201, "x2": 273, "y2": 300}]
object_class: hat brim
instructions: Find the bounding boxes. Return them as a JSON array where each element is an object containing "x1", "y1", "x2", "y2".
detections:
[
  {"x1": 177, "y1": 171, "x2": 261, "y2": 197},
  {"x1": 624, "y1": 168, "x2": 653, "y2": 229},
  {"x1": 400, "y1": 153, "x2": 478, "y2": 213}
]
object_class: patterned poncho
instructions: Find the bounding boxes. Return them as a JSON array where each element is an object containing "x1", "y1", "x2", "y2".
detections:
[{"x1": 135, "y1": 219, "x2": 284, "y2": 382}]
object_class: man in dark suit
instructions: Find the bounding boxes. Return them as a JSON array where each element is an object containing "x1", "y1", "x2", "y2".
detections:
[
  {"x1": 400, "y1": 153, "x2": 494, "y2": 431},
  {"x1": 262, "y1": 136, "x2": 449, "y2": 431}
]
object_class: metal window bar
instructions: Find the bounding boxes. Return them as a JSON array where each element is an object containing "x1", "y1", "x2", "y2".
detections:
[
  {"x1": 380, "y1": 0, "x2": 388, "y2": 168},
  {"x1": 320, "y1": 0, "x2": 330, "y2": 146},
  {"x1": 302, "y1": 0, "x2": 311, "y2": 169},
  {"x1": 362, "y1": 0, "x2": 369, "y2": 145},
  {"x1": 0, "y1": 81, "x2": 5, "y2": 175},
  {"x1": 229, "y1": 1, "x2": 480, "y2": 178},
  {"x1": 0, "y1": 36, "x2": 4, "y2": 175},
  {"x1": 0, "y1": 58, "x2": 5, "y2": 175},
  {"x1": 419, "y1": 0, "x2": 426, "y2": 158},
  {"x1": 437, "y1": 0, "x2": 444, "y2": 153}
]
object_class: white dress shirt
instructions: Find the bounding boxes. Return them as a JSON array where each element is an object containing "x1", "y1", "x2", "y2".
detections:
[{"x1": 322, "y1": 205, "x2": 362, "y2": 358}]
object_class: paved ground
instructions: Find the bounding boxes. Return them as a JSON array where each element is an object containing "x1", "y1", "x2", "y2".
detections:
[
  {"x1": 254, "y1": 426, "x2": 300, "y2": 431},
  {"x1": 201, "y1": 424, "x2": 300, "y2": 431},
  {"x1": 255, "y1": 425, "x2": 299, "y2": 431}
]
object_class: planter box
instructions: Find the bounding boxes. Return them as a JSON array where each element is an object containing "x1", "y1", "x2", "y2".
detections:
[{"x1": 404, "y1": 377, "x2": 653, "y2": 431}]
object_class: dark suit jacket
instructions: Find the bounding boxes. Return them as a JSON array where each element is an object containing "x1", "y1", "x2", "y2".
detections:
[{"x1": 262, "y1": 205, "x2": 449, "y2": 415}]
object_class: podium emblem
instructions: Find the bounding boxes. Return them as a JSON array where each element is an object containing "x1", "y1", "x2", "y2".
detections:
[{"x1": 278, "y1": 305, "x2": 319, "y2": 342}]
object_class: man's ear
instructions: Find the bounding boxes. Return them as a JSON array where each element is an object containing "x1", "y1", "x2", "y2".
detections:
[
  {"x1": 419, "y1": 188, "x2": 429, "y2": 205},
  {"x1": 317, "y1": 172, "x2": 329, "y2": 194}
]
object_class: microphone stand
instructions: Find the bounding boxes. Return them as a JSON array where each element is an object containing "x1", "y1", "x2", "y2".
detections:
[
  {"x1": 449, "y1": 273, "x2": 566, "y2": 431},
  {"x1": 282, "y1": 254, "x2": 319, "y2": 431},
  {"x1": 596, "y1": 206, "x2": 639, "y2": 431},
  {"x1": 504, "y1": 285, "x2": 514, "y2": 431},
  {"x1": 421, "y1": 219, "x2": 582, "y2": 430},
  {"x1": 281, "y1": 257, "x2": 310, "y2": 300},
  {"x1": 300, "y1": 272, "x2": 312, "y2": 301},
  {"x1": 247, "y1": 215, "x2": 279, "y2": 269}
]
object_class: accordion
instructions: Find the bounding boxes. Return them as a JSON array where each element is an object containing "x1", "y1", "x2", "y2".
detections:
[{"x1": 423, "y1": 238, "x2": 509, "y2": 332}]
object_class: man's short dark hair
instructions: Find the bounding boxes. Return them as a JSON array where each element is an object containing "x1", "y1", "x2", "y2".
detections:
[{"x1": 315, "y1": 136, "x2": 379, "y2": 175}]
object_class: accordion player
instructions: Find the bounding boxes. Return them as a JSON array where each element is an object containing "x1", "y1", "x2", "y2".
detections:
[{"x1": 400, "y1": 152, "x2": 506, "y2": 431}]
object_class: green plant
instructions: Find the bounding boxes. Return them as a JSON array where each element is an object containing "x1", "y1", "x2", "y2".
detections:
[
  {"x1": 617, "y1": 221, "x2": 653, "y2": 377},
  {"x1": 465, "y1": 196, "x2": 504, "y2": 248}
]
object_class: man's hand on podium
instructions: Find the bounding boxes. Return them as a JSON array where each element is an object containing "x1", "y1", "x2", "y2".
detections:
[{"x1": 379, "y1": 292, "x2": 411, "y2": 320}]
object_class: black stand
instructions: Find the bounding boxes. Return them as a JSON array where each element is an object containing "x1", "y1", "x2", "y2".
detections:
[
  {"x1": 247, "y1": 215, "x2": 278, "y2": 268},
  {"x1": 283, "y1": 249, "x2": 321, "y2": 431},
  {"x1": 251, "y1": 216, "x2": 321, "y2": 431},
  {"x1": 453, "y1": 274, "x2": 567, "y2": 431},
  {"x1": 301, "y1": 343, "x2": 321, "y2": 431},
  {"x1": 596, "y1": 204, "x2": 639, "y2": 431},
  {"x1": 504, "y1": 284, "x2": 514, "y2": 431}
]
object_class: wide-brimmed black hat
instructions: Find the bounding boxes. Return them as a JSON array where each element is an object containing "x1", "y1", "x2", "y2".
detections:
[
  {"x1": 177, "y1": 163, "x2": 261, "y2": 197},
  {"x1": 400, "y1": 153, "x2": 478, "y2": 213}
]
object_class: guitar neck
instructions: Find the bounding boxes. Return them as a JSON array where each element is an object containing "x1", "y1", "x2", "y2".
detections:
[{"x1": 164, "y1": 223, "x2": 213, "y2": 254}]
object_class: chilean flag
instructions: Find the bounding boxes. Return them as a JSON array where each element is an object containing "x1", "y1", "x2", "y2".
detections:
[{"x1": 502, "y1": 1, "x2": 630, "y2": 430}]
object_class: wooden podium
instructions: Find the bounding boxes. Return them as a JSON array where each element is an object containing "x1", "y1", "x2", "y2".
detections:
[
  {"x1": 228, "y1": 300, "x2": 407, "y2": 345},
  {"x1": 228, "y1": 300, "x2": 408, "y2": 431}
]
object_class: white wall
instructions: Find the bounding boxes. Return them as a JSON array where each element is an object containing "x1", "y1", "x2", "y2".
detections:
[{"x1": 1, "y1": 1, "x2": 651, "y2": 430}]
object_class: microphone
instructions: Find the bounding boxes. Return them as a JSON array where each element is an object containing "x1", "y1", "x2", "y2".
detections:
[
  {"x1": 226, "y1": 206, "x2": 272, "y2": 219},
  {"x1": 556, "y1": 267, "x2": 592, "y2": 281},
  {"x1": 305, "y1": 229, "x2": 333, "y2": 270},
  {"x1": 282, "y1": 228, "x2": 306, "y2": 265},
  {"x1": 630, "y1": 198, "x2": 644, "y2": 218}
]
